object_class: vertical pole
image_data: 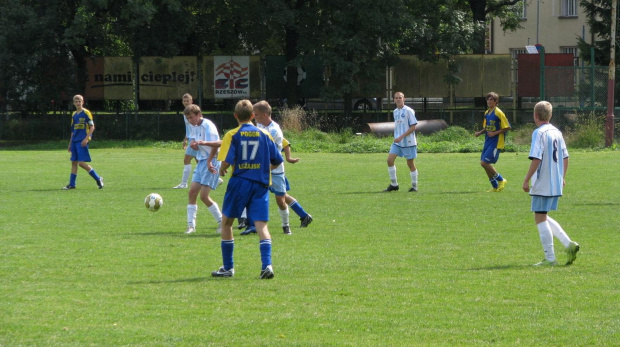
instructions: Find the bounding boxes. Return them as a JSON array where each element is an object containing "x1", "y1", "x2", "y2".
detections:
[
  {"x1": 606, "y1": 0, "x2": 617, "y2": 147},
  {"x1": 591, "y1": 47, "x2": 596, "y2": 107},
  {"x1": 540, "y1": 46, "x2": 545, "y2": 100}
]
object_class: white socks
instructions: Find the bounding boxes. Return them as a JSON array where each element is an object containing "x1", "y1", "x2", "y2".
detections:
[
  {"x1": 410, "y1": 169, "x2": 418, "y2": 188},
  {"x1": 547, "y1": 217, "x2": 571, "y2": 248},
  {"x1": 187, "y1": 204, "x2": 197, "y2": 227},
  {"x1": 537, "y1": 221, "x2": 555, "y2": 262},
  {"x1": 182, "y1": 164, "x2": 191, "y2": 184},
  {"x1": 279, "y1": 207, "x2": 290, "y2": 227},
  {"x1": 388, "y1": 166, "x2": 397, "y2": 185},
  {"x1": 208, "y1": 203, "x2": 222, "y2": 223}
]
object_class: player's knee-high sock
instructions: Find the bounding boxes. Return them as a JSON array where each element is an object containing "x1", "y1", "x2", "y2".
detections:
[
  {"x1": 222, "y1": 240, "x2": 234, "y2": 270},
  {"x1": 182, "y1": 164, "x2": 191, "y2": 184},
  {"x1": 289, "y1": 200, "x2": 308, "y2": 218},
  {"x1": 279, "y1": 207, "x2": 290, "y2": 227},
  {"x1": 388, "y1": 166, "x2": 397, "y2": 185},
  {"x1": 547, "y1": 216, "x2": 571, "y2": 248},
  {"x1": 493, "y1": 172, "x2": 504, "y2": 182},
  {"x1": 489, "y1": 177, "x2": 499, "y2": 189},
  {"x1": 208, "y1": 203, "x2": 222, "y2": 224},
  {"x1": 69, "y1": 173, "x2": 77, "y2": 186},
  {"x1": 187, "y1": 204, "x2": 197, "y2": 227},
  {"x1": 88, "y1": 169, "x2": 101, "y2": 181},
  {"x1": 537, "y1": 221, "x2": 555, "y2": 262},
  {"x1": 410, "y1": 169, "x2": 418, "y2": 188},
  {"x1": 259, "y1": 239, "x2": 272, "y2": 270}
]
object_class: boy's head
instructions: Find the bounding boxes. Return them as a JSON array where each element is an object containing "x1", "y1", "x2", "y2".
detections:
[
  {"x1": 234, "y1": 100, "x2": 254, "y2": 122},
  {"x1": 183, "y1": 104, "x2": 203, "y2": 125},
  {"x1": 485, "y1": 92, "x2": 499, "y2": 102},
  {"x1": 534, "y1": 101, "x2": 553, "y2": 121},
  {"x1": 253, "y1": 100, "x2": 272, "y2": 124},
  {"x1": 182, "y1": 93, "x2": 193, "y2": 108},
  {"x1": 394, "y1": 92, "x2": 405, "y2": 108},
  {"x1": 73, "y1": 94, "x2": 84, "y2": 109}
]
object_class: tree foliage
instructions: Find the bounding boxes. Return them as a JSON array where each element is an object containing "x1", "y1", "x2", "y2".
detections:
[
  {"x1": 0, "y1": 0, "x2": 529, "y2": 111},
  {"x1": 578, "y1": 0, "x2": 618, "y2": 66}
]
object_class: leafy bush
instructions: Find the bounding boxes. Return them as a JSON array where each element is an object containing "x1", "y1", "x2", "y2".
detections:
[{"x1": 566, "y1": 113, "x2": 605, "y2": 148}]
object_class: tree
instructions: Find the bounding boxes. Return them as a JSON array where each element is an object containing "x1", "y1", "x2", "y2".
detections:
[
  {"x1": 456, "y1": 0, "x2": 524, "y2": 54},
  {"x1": 578, "y1": 0, "x2": 618, "y2": 65}
]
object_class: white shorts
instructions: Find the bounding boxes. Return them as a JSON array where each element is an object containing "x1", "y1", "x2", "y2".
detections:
[
  {"x1": 389, "y1": 144, "x2": 417, "y2": 160},
  {"x1": 192, "y1": 159, "x2": 221, "y2": 189},
  {"x1": 269, "y1": 173, "x2": 290, "y2": 197},
  {"x1": 531, "y1": 196, "x2": 559, "y2": 212}
]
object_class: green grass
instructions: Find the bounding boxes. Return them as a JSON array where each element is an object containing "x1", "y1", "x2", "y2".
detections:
[{"x1": 1, "y1": 148, "x2": 619, "y2": 346}]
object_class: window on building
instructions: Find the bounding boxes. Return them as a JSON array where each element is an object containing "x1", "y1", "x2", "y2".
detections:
[
  {"x1": 561, "y1": 0, "x2": 578, "y2": 17},
  {"x1": 513, "y1": 1, "x2": 527, "y2": 19},
  {"x1": 511, "y1": 48, "x2": 526, "y2": 60},
  {"x1": 561, "y1": 46, "x2": 579, "y2": 65}
]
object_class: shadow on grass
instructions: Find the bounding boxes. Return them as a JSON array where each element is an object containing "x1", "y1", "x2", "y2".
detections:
[
  {"x1": 127, "y1": 277, "x2": 209, "y2": 285},
  {"x1": 467, "y1": 264, "x2": 532, "y2": 271},
  {"x1": 130, "y1": 232, "x2": 221, "y2": 239}
]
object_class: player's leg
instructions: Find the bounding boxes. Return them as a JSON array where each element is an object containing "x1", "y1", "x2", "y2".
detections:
[
  {"x1": 405, "y1": 146, "x2": 418, "y2": 192},
  {"x1": 248, "y1": 183, "x2": 274, "y2": 278},
  {"x1": 547, "y1": 216, "x2": 579, "y2": 265},
  {"x1": 200, "y1": 185, "x2": 222, "y2": 233},
  {"x1": 211, "y1": 214, "x2": 236, "y2": 277},
  {"x1": 185, "y1": 181, "x2": 201, "y2": 234},
  {"x1": 384, "y1": 145, "x2": 400, "y2": 191},
  {"x1": 63, "y1": 160, "x2": 79, "y2": 189},
  {"x1": 532, "y1": 196, "x2": 556, "y2": 266}
]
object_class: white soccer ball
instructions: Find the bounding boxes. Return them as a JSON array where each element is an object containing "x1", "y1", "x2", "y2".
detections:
[{"x1": 145, "y1": 193, "x2": 163, "y2": 212}]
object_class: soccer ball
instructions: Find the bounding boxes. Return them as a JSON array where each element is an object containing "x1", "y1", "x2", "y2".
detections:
[{"x1": 144, "y1": 193, "x2": 163, "y2": 212}]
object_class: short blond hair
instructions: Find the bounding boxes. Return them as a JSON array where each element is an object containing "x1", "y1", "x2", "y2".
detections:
[
  {"x1": 183, "y1": 104, "x2": 201, "y2": 116},
  {"x1": 73, "y1": 94, "x2": 84, "y2": 101},
  {"x1": 182, "y1": 93, "x2": 193, "y2": 100},
  {"x1": 235, "y1": 100, "x2": 254, "y2": 121},
  {"x1": 394, "y1": 92, "x2": 404, "y2": 98},
  {"x1": 253, "y1": 100, "x2": 272, "y2": 116},
  {"x1": 534, "y1": 101, "x2": 553, "y2": 121}
]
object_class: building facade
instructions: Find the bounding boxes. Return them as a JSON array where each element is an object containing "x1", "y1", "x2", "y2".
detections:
[{"x1": 489, "y1": 0, "x2": 593, "y2": 64}]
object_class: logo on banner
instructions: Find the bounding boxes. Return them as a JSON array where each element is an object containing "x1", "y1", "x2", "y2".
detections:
[{"x1": 214, "y1": 56, "x2": 249, "y2": 98}]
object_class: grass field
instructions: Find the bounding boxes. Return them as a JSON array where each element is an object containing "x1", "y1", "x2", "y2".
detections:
[{"x1": 1, "y1": 147, "x2": 618, "y2": 346}]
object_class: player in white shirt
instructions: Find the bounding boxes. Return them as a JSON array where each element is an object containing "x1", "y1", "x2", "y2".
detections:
[
  {"x1": 183, "y1": 104, "x2": 223, "y2": 235},
  {"x1": 384, "y1": 92, "x2": 419, "y2": 192},
  {"x1": 174, "y1": 93, "x2": 198, "y2": 189},
  {"x1": 523, "y1": 101, "x2": 579, "y2": 266},
  {"x1": 250, "y1": 100, "x2": 312, "y2": 235}
]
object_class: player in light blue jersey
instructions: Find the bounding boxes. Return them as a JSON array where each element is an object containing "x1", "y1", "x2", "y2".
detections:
[
  {"x1": 252, "y1": 100, "x2": 312, "y2": 235},
  {"x1": 212, "y1": 100, "x2": 283, "y2": 279},
  {"x1": 62, "y1": 94, "x2": 104, "y2": 190},
  {"x1": 523, "y1": 101, "x2": 579, "y2": 266},
  {"x1": 183, "y1": 105, "x2": 223, "y2": 235},
  {"x1": 173, "y1": 93, "x2": 198, "y2": 189},
  {"x1": 384, "y1": 92, "x2": 419, "y2": 192},
  {"x1": 474, "y1": 92, "x2": 510, "y2": 192}
]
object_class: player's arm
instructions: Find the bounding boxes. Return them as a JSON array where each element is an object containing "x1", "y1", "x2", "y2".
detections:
[
  {"x1": 197, "y1": 139, "x2": 222, "y2": 148},
  {"x1": 283, "y1": 145, "x2": 299, "y2": 164},
  {"x1": 207, "y1": 146, "x2": 219, "y2": 174},
  {"x1": 394, "y1": 123, "x2": 416, "y2": 143},
  {"x1": 563, "y1": 157, "x2": 569, "y2": 186},
  {"x1": 82, "y1": 119, "x2": 95, "y2": 147},
  {"x1": 182, "y1": 136, "x2": 188, "y2": 149},
  {"x1": 522, "y1": 158, "x2": 541, "y2": 192}
]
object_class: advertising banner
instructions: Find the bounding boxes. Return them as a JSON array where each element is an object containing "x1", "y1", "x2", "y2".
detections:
[{"x1": 213, "y1": 56, "x2": 250, "y2": 98}]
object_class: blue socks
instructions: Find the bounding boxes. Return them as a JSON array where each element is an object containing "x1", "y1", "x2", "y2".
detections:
[
  {"x1": 259, "y1": 239, "x2": 272, "y2": 270},
  {"x1": 88, "y1": 169, "x2": 101, "y2": 181},
  {"x1": 221, "y1": 240, "x2": 234, "y2": 270},
  {"x1": 490, "y1": 173, "x2": 504, "y2": 189},
  {"x1": 289, "y1": 201, "x2": 308, "y2": 218},
  {"x1": 69, "y1": 173, "x2": 77, "y2": 187}
]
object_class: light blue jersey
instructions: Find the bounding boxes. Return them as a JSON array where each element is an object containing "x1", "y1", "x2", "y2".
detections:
[
  {"x1": 257, "y1": 120, "x2": 284, "y2": 174},
  {"x1": 194, "y1": 118, "x2": 220, "y2": 162},
  {"x1": 528, "y1": 123, "x2": 568, "y2": 197},
  {"x1": 393, "y1": 105, "x2": 417, "y2": 147}
]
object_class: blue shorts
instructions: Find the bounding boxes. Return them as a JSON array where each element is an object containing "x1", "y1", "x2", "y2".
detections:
[
  {"x1": 269, "y1": 173, "x2": 290, "y2": 197},
  {"x1": 70, "y1": 141, "x2": 91, "y2": 162},
  {"x1": 222, "y1": 176, "x2": 270, "y2": 222},
  {"x1": 481, "y1": 144, "x2": 500, "y2": 164},
  {"x1": 185, "y1": 146, "x2": 198, "y2": 157},
  {"x1": 531, "y1": 196, "x2": 559, "y2": 212},
  {"x1": 192, "y1": 160, "x2": 221, "y2": 189},
  {"x1": 389, "y1": 144, "x2": 417, "y2": 160}
]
